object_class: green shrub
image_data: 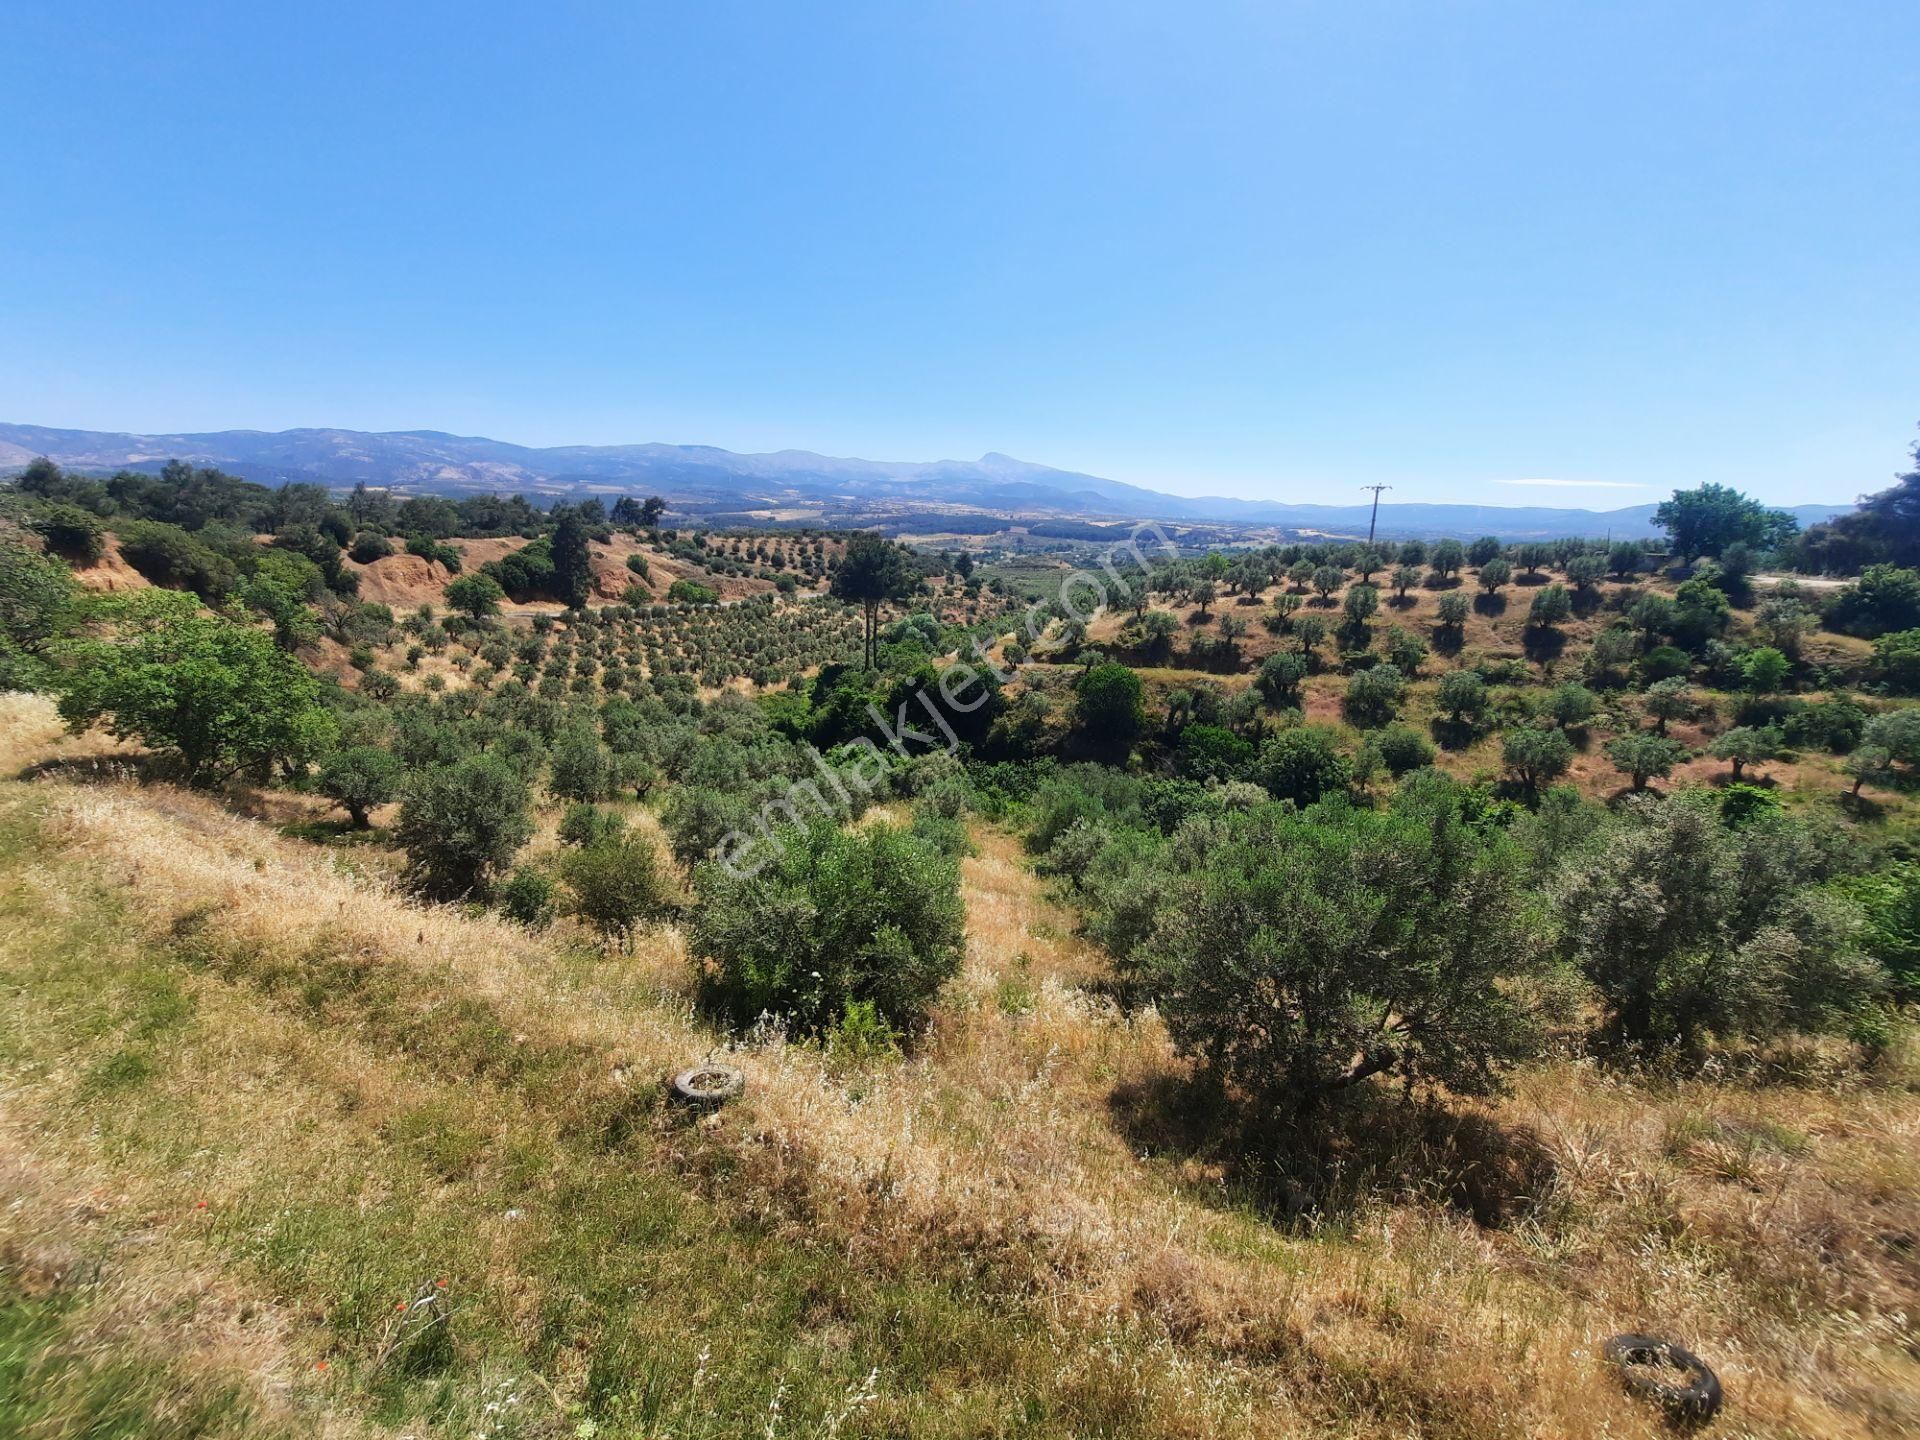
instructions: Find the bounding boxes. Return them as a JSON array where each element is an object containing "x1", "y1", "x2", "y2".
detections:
[
  {"x1": 1372, "y1": 724, "x2": 1435, "y2": 777},
  {"x1": 1555, "y1": 794, "x2": 1882, "y2": 1049},
  {"x1": 690, "y1": 819, "x2": 964, "y2": 1036},
  {"x1": 349, "y1": 532, "x2": 394, "y2": 564},
  {"x1": 1074, "y1": 662, "x2": 1145, "y2": 752},
  {"x1": 558, "y1": 802, "x2": 625, "y2": 847},
  {"x1": 561, "y1": 837, "x2": 675, "y2": 946},
  {"x1": 667, "y1": 578, "x2": 719, "y2": 605},
  {"x1": 316, "y1": 745, "x2": 404, "y2": 826},
  {"x1": 395, "y1": 753, "x2": 534, "y2": 899},
  {"x1": 1342, "y1": 662, "x2": 1405, "y2": 728},
  {"x1": 32, "y1": 504, "x2": 106, "y2": 562},
  {"x1": 1145, "y1": 775, "x2": 1551, "y2": 1111},
  {"x1": 498, "y1": 866, "x2": 556, "y2": 928}
]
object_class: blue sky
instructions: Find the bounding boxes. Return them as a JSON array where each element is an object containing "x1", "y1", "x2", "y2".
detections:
[{"x1": 3, "y1": 2, "x2": 1915, "y2": 506}]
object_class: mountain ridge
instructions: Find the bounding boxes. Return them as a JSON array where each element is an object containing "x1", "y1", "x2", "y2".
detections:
[{"x1": 0, "y1": 421, "x2": 1848, "y2": 541}]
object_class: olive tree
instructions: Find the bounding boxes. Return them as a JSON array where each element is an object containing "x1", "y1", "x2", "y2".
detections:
[
  {"x1": 395, "y1": 753, "x2": 534, "y2": 899},
  {"x1": 561, "y1": 836, "x2": 676, "y2": 948},
  {"x1": 1342, "y1": 662, "x2": 1405, "y2": 728},
  {"x1": 1436, "y1": 668, "x2": 1488, "y2": 724},
  {"x1": 1643, "y1": 677, "x2": 1694, "y2": 735},
  {"x1": 1144, "y1": 776, "x2": 1551, "y2": 1113},
  {"x1": 317, "y1": 745, "x2": 405, "y2": 826},
  {"x1": 1709, "y1": 725, "x2": 1781, "y2": 781},
  {"x1": 1606, "y1": 733, "x2": 1688, "y2": 791},
  {"x1": 690, "y1": 818, "x2": 965, "y2": 1037},
  {"x1": 1553, "y1": 794, "x2": 1881, "y2": 1050},
  {"x1": 1254, "y1": 650, "x2": 1307, "y2": 709},
  {"x1": 57, "y1": 592, "x2": 337, "y2": 785},
  {"x1": 1528, "y1": 584, "x2": 1573, "y2": 628},
  {"x1": 445, "y1": 572, "x2": 505, "y2": 621},
  {"x1": 1503, "y1": 726, "x2": 1574, "y2": 792}
]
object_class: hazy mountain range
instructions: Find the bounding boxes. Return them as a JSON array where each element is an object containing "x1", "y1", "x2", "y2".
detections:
[{"x1": 0, "y1": 422, "x2": 1848, "y2": 541}]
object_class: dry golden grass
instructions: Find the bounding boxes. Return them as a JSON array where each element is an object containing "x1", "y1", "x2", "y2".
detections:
[{"x1": 1, "y1": 692, "x2": 1916, "y2": 1437}]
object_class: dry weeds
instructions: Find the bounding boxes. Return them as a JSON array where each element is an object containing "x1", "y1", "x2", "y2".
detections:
[{"x1": 0, "y1": 692, "x2": 1914, "y2": 1436}]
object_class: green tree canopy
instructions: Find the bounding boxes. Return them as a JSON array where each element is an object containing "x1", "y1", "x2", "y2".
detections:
[
  {"x1": 1075, "y1": 662, "x2": 1146, "y2": 753},
  {"x1": 394, "y1": 752, "x2": 534, "y2": 899},
  {"x1": 1654, "y1": 482, "x2": 1797, "y2": 560},
  {"x1": 690, "y1": 818, "x2": 964, "y2": 1037},
  {"x1": 56, "y1": 592, "x2": 337, "y2": 785},
  {"x1": 1143, "y1": 776, "x2": 1552, "y2": 1112},
  {"x1": 1553, "y1": 794, "x2": 1880, "y2": 1049},
  {"x1": 831, "y1": 532, "x2": 917, "y2": 668}
]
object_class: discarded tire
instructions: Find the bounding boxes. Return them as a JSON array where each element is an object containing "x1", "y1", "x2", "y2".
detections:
[
  {"x1": 669, "y1": 1064, "x2": 744, "y2": 1107},
  {"x1": 1603, "y1": 1333, "x2": 1723, "y2": 1422}
]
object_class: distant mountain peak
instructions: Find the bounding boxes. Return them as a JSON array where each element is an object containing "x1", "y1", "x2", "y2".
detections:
[{"x1": 0, "y1": 421, "x2": 1848, "y2": 541}]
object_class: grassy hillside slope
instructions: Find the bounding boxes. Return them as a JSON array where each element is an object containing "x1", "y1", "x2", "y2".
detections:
[{"x1": 1, "y1": 695, "x2": 1916, "y2": 1438}]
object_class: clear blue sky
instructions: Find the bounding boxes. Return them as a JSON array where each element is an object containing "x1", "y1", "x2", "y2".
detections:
[{"x1": 3, "y1": 1, "x2": 1914, "y2": 506}]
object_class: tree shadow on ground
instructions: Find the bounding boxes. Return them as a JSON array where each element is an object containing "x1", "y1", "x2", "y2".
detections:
[
  {"x1": 1432, "y1": 626, "x2": 1465, "y2": 657},
  {"x1": 1571, "y1": 587, "x2": 1605, "y2": 619},
  {"x1": 1109, "y1": 1069, "x2": 1557, "y2": 1229},
  {"x1": 1428, "y1": 716, "x2": 1481, "y2": 751},
  {"x1": 1835, "y1": 791, "x2": 1887, "y2": 820},
  {"x1": 1472, "y1": 592, "x2": 1509, "y2": 618},
  {"x1": 1521, "y1": 625, "x2": 1567, "y2": 664},
  {"x1": 19, "y1": 753, "x2": 160, "y2": 787}
]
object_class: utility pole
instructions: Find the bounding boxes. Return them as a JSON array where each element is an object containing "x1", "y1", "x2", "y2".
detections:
[{"x1": 1362, "y1": 484, "x2": 1392, "y2": 546}]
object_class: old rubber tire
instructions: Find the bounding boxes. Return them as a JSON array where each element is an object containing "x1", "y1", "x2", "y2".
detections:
[
  {"x1": 669, "y1": 1064, "x2": 744, "y2": 1106},
  {"x1": 1603, "y1": 1333, "x2": 1723, "y2": 1422}
]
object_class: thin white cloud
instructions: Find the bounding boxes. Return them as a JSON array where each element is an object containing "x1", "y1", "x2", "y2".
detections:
[{"x1": 1495, "y1": 477, "x2": 1650, "y2": 490}]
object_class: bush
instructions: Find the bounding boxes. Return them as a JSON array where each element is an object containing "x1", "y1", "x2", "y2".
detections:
[
  {"x1": 558, "y1": 802, "x2": 625, "y2": 847},
  {"x1": 349, "y1": 533, "x2": 394, "y2": 564},
  {"x1": 1384, "y1": 625, "x2": 1428, "y2": 674},
  {"x1": 667, "y1": 579, "x2": 719, "y2": 605},
  {"x1": 1144, "y1": 777, "x2": 1551, "y2": 1111},
  {"x1": 661, "y1": 786, "x2": 757, "y2": 869},
  {"x1": 1371, "y1": 724, "x2": 1435, "y2": 777},
  {"x1": 498, "y1": 866, "x2": 556, "y2": 928},
  {"x1": 32, "y1": 504, "x2": 106, "y2": 563},
  {"x1": 116, "y1": 520, "x2": 238, "y2": 599},
  {"x1": 1074, "y1": 662, "x2": 1145, "y2": 752},
  {"x1": 1436, "y1": 668, "x2": 1488, "y2": 723},
  {"x1": 1872, "y1": 628, "x2": 1920, "y2": 693},
  {"x1": 1541, "y1": 682, "x2": 1597, "y2": 729},
  {"x1": 1342, "y1": 662, "x2": 1405, "y2": 728},
  {"x1": 1639, "y1": 646, "x2": 1691, "y2": 683},
  {"x1": 560, "y1": 837, "x2": 676, "y2": 947},
  {"x1": 1835, "y1": 864, "x2": 1920, "y2": 1001},
  {"x1": 445, "y1": 573, "x2": 505, "y2": 621},
  {"x1": 1254, "y1": 650, "x2": 1306, "y2": 708},
  {"x1": 1503, "y1": 726, "x2": 1574, "y2": 792},
  {"x1": 548, "y1": 726, "x2": 614, "y2": 802},
  {"x1": 1554, "y1": 794, "x2": 1882, "y2": 1049},
  {"x1": 1829, "y1": 564, "x2": 1920, "y2": 638},
  {"x1": 57, "y1": 594, "x2": 337, "y2": 785},
  {"x1": 316, "y1": 745, "x2": 404, "y2": 826},
  {"x1": 395, "y1": 753, "x2": 534, "y2": 899},
  {"x1": 1252, "y1": 727, "x2": 1351, "y2": 806},
  {"x1": 1174, "y1": 724, "x2": 1254, "y2": 782},
  {"x1": 690, "y1": 819, "x2": 964, "y2": 1036}
]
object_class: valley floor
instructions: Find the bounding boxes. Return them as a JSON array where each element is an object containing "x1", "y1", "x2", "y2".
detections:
[{"x1": 1, "y1": 695, "x2": 1916, "y2": 1439}]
